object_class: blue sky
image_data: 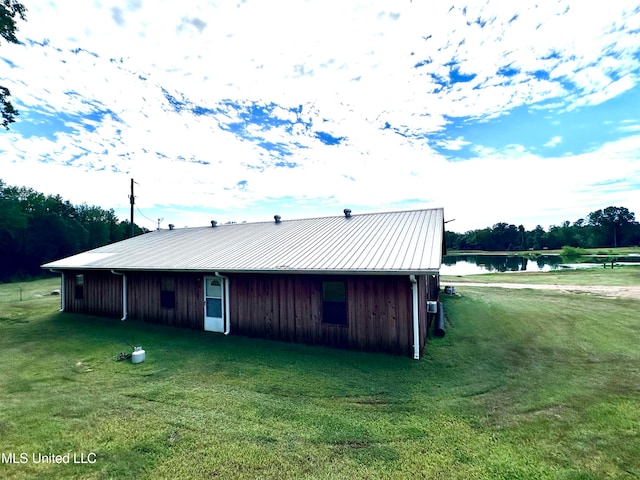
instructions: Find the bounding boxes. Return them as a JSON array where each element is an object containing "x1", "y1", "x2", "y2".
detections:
[{"x1": 1, "y1": 0, "x2": 639, "y2": 232}]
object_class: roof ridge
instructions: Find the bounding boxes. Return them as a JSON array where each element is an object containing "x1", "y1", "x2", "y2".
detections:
[{"x1": 170, "y1": 207, "x2": 444, "y2": 230}]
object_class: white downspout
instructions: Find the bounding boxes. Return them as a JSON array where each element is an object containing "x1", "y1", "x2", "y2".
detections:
[
  {"x1": 410, "y1": 275, "x2": 420, "y2": 360},
  {"x1": 215, "y1": 272, "x2": 230, "y2": 335},
  {"x1": 111, "y1": 270, "x2": 127, "y2": 321},
  {"x1": 49, "y1": 269, "x2": 65, "y2": 312}
]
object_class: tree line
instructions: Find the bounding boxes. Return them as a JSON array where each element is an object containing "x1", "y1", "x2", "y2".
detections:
[
  {"x1": 1, "y1": 178, "x2": 637, "y2": 279},
  {"x1": 0, "y1": 179, "x2": 147, "y2": 281},
  {"x1": 446, "y1": 206, "x2": 639, "y2": 251}
]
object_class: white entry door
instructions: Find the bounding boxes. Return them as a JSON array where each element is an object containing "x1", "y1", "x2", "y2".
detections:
[{"x1": 204, "y1": 277, "x2": 224, "y2": 333}]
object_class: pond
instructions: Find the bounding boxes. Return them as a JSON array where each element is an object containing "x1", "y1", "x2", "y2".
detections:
[{"x1": 441, "y1": 254, "x2": 640, "y2": 276}]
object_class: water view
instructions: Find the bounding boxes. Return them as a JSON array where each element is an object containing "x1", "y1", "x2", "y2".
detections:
[{"x1": 441, "y1": 254, "x2": 640, "y2": 276}]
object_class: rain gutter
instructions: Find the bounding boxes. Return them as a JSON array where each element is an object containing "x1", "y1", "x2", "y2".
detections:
[
  {"x1": 48, "y1": 269, "x2": 65, "y2": 312},
  {"x1": 111, "y1": 270, "x2": 127, "y2": 321},
  {"x1": 409, "y1": 275, "x2": 420, "y2": 360}
]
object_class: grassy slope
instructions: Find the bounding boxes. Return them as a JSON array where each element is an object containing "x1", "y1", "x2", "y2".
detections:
[{"x1": 0, "y1": 277, "x2": 639, "y2": 479}]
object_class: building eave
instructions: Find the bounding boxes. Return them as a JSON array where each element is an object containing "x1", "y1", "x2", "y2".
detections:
[{"x1": 43, "y1": 265, "x2": 441, "y2": 276}]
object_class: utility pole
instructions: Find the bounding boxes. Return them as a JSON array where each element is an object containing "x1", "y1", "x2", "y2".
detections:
[{"x1": 129, "y1": 178, "x2": 135, "y2": 237}]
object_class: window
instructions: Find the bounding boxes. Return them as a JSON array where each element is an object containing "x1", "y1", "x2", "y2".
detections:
[
  {"x1": 205, "y1": 278, "x2": 222, "y2": 318},
  {"x1": 160, "y1": 276, "x2": 176, "y2": 309},
  {"x1": 74, "y1": 274, "x2": 84, "y2": 300},
  {"x1": 322, "y1": 281, "x2": 347, "y2": 325}
]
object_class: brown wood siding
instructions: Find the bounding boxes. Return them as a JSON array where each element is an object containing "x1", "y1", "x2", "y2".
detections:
[
  {"x1": 61, "y1": 270, "x2": 438, "y2": 358},
  {"x1": 228, "y1": 273, "x2": 415, "y2": 355},
  {"x1": 342, "y1": 276, "x2": 413, "y2": 355},
  {"x1": 63, "y1": 270, "x2": 122, "y2": 319},
  {"x1": 127, "y1": 272, "x2": 203, "y2": 330},
  {"x1": 417, "y1": 274, "x2": 440, "y2": 355}
]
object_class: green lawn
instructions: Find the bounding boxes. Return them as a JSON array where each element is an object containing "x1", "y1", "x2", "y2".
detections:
[
  {"x1": 447, "y1": 246, "x2": 640, "y2": 256},
  {"x1": 1, "y1": 277, "x2": 639, "y2": 479},
  {"x1": 443, "y1": 264, "x2": 640, "y2": 286}
]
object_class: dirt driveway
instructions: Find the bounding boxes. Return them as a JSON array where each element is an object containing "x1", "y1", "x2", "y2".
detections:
[{"x1": 445, "y1": 282, "x2": 640, "y2": 300}]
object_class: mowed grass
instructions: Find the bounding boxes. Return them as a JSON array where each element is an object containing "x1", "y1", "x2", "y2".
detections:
[
  {"x1": 443, "y1": 264, "x2": 640, "y2": 286},
  {"x1": 449, "y1": 246, "x2": 640, "y2": 256},
  {"x1": 1, "y1": 277, "x2": 639, "y2": 479}
]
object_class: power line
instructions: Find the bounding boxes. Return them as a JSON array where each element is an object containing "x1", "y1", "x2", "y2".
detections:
[
  {"x1": 135, "y1": 206, "x2": 156, "y2": 226},
  {"x1": 128, "y1": 180, "x2": 164, "y2": 230}
]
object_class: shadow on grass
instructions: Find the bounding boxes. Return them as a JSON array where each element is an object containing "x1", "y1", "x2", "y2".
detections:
[{"x1": 8, "y1": 310, "x2": 429, "y2": 402}]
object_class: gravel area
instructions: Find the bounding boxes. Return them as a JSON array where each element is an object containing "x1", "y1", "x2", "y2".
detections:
[{"x1": 445, "y1": 282, "x2": 640, "y2": 299}]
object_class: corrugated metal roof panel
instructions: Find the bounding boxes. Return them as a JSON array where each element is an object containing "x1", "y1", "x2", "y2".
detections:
[{"x1": 42, "y1": 208, "x2": 445, "y2": 274}]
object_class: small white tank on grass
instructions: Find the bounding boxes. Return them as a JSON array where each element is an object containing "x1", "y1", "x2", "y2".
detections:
[{"x1": 131, "y1": 346, "x2": 146, "y2": 364}]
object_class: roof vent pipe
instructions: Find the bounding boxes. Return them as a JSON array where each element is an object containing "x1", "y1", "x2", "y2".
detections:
[
  {"x1": 211, "y1": 220, "x2": 217, "y2": 228},
  {"x1": 168, "y1": 224, "x2": 175, "y2": 230},
  {"x1": 274, "y1": 215, "x2": 281, "y2": 224},
  {"x1": 344, "y1": 209, "x2": 352, "y2": 218}
]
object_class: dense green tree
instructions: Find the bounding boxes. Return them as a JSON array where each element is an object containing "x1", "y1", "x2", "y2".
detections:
[
  {"x1": 530, "y1": 225, "x2": 546, "y2": 250},
  {"x1": 517, "y1": 225, "x2": 527, "y2": 250},
  {"x1": 0, "y1": 0, "x2": 27, "y2": 129},
  {"x1": 587, "y1": 206, "x2": 636, "y2": 248},
  {"x1": 444, "y1": 206, "x2": 638, "y2": 252},
  {"x1": 0, "y1": 86, "x2": 18, "y2": 129},
  {"x1": 470, "y1": 228, "x2": 491, "y2": 250},
  {"x1": 490, "y1": 223, "x2": 520, "y2": 251},
  {"x1": 445, "y1": 230, "x2": 462, "y2": 250},
  {"x1": 0, "y1": 179, "x2": 148, "y2": 281},
  {"x1": 545, "y1": 221, "x2": 578, "y2": 249}
]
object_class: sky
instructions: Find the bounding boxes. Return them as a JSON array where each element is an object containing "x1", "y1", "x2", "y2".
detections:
[{"x1": 1, "y1": 0, "x2": 639, "y2": 233}]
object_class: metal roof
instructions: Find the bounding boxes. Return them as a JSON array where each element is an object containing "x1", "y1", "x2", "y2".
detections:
[{"x1": 42, "y1": 208, "x2": 445, "y2": 274}]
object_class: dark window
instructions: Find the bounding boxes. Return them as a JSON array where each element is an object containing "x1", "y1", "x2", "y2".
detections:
[
  {"x1": 322, "y1": 281, "x2": 347, "y2": 325},
  {"x1": 160, "y1": 276, "x2": 176, "y2": 309},
  {"x1": 75, "y1": 274, "x2": 84, "y2": 300},
  {"x1": 206, "y1": 298, "x2": 222, "y2": 318}
]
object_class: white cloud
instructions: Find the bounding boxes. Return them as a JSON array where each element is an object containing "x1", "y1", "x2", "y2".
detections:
[
  {"x1": 1, "y1": 0, "x2": 640, "y2": 232},
  {"x1": 617, "y1": 124, "x2": 640, "y2": 133},
  {"x1": 435, "y1": 137, "x2": 471, "y2": 151},
  {"x1": 544, "y1": 136, "x2": 563, "y2": 147},
  {"x1": 443, "y1": 135, "x2": 640, "y2": 230}
]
